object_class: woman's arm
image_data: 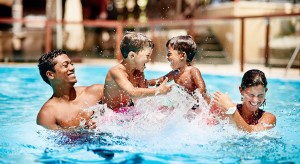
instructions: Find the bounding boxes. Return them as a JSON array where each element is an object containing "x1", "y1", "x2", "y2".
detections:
[
  {"x1": 231, "y1": 110, "x2": 276, "y2": 132},
  {"x1": 213, "y1": 91, "x2": 276, "y2": 132}
]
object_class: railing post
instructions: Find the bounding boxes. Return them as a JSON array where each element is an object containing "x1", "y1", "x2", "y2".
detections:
[
  {"x1": 150, "y1": 24, "x2": 155, "y2": 64},
  {"x1": 116, "y1": 22, "x2": 123, "y2": 62},
  {"x1": 265, "y1": 17, "x2": 270, "y2": 66},
  {"x1": 45, "y1": 20, "x2": 52, "y2": 53},
  {"x1": 240, "y1": 17, "x2": 244, "y2": 72}
]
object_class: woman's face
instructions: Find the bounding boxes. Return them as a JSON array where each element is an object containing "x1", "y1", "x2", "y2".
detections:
[{"x1": 240, "y1": 84, "x2": 267, "y2": 112}]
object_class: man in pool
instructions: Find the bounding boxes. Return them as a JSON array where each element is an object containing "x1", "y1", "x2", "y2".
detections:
[
  {"x1": 103, "y1": 32, "x2": 172, "y2": 112},
  {"x1": 37, "y1": 49, "x2": 104, "y2": 130}
]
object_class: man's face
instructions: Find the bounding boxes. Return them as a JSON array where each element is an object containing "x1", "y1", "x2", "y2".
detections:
[
  {"x1": 134, "y1": 47, "x2": 152, "y2": 72},
  {"x1": 51, "y1": 54, "x2": 77, "y2": 85}
]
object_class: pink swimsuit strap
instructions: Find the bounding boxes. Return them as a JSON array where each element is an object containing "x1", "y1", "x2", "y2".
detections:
[{"x1": 114, "y1": 106, "x2": 135, "y2": 114}]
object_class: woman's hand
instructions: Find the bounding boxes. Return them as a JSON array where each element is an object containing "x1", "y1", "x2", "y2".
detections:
[{"x1": 213, "y1": 91, "x2": 236, "y2": 113}]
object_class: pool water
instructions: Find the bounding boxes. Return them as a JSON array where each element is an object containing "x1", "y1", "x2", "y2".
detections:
[{"x1": 0, "y1": 65, "x2": 300, "y2": 163}]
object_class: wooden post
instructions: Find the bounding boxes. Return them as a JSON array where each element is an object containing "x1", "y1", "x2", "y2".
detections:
[
  {"x1": 265, "y1": 18, "x2": 270, "y2": 66},
  {"x1": 240, "y1": 17, "x2": 244, "y2": 72},
  {"x1": 45, "y1": 20, "x2": 52, "y2": 53},
  {"x1": 116, "y1": 22, "x2": 123, "y2": 62},
  {"x1": 150, "y1": 24, "x2": 155, "y2": 64}
]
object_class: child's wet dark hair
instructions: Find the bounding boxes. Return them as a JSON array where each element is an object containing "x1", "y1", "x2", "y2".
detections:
[
  {"x1": 120, "y1": 32, "x2": 154, "y2": 59},
  {"x1": 166, "y1": 35, "x2": 197, "y2": 64},
  {"x1": 241, "y1": 69, "x2": 267, "y2": 90}
]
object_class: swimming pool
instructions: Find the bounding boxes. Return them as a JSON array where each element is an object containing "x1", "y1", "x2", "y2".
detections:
[{"x1": 0, "y1": 65, "x2": 300, "y2": 163}]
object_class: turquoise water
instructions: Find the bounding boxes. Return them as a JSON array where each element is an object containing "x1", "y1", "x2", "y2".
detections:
[{"x1": 0, "y1": 65, "x2": 300, "y2": 163}]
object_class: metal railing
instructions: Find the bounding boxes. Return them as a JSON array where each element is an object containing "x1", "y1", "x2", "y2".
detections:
[{"x1": 0, "y1": 12, "x2": 299, "y2": 72}]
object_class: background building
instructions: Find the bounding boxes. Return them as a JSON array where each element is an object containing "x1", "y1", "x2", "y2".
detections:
[{"x1": 0, "y1": 0, "x2": 299, "y2": 69}]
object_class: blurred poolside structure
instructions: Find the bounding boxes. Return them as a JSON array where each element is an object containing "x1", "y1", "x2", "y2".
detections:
[{"x1": 0, "y1": 0, "x2": 299, "y2": 72}]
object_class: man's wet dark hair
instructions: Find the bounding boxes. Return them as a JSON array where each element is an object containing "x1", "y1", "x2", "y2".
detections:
[
  {"x1": 166, "y1": 35, "x2": 197, "y2": 64},
  {"x1": 120, "y1": 32, "x2": 154, "y2": 59},
  {"x1": 241, "y1": 69, "x2": 268, "y2": 90},
  {"x1": 38, "y1": 49, "x2": 67, "y2": 85}
]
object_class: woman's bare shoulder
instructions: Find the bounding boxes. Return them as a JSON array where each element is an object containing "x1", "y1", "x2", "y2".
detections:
[{"x1": 260, "y1": 111, "x2": 276, "y2": 124}]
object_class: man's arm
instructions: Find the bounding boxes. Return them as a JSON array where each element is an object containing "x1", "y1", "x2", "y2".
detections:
[
  {"x1": 87, "y1": 84, "x2": 104, "y2": 101},
  {"x1": 37, "y1": 107, "x2": 60, "y2": 130}
]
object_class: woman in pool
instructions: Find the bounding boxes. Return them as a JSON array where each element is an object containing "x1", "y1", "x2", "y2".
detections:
[{"x1": 213, "y1": 69, "x2": 276, "y2": 132}]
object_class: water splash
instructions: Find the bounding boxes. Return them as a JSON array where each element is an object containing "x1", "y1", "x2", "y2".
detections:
[
  {"x1": 39, "y1": 84, "x2": 283, "y2": 161},
  {"x1": 89, "y1": 85, "x2": 243, "y2": 149}
]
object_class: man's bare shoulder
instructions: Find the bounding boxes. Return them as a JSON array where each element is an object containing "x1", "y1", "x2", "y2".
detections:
[
  {"x1": 37, "y1": 99, "x2": 57, "y2": 125},
  {"x1": 75, "y1": 86, "x2": 87, "y2": 92},
  {"x1": 85, "y1": 84, "x2": 104, "y2": 94},
  {"x1": 38, "y1": 99, "x2": 57, "y2": 115}
]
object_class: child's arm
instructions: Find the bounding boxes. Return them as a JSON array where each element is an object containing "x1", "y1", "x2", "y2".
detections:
[
  {"x1": 134, "y1": 70, "x2": 148, "y2": 88},
  {"x1": 147, "y1": 76, "x2": 166, "y2": 87},
  {"x1": 147, "y1": 71, "x2": 175, "y2": 87},
  {"x1": 112, "y1": 68, "x2": 171, "y2": 98},
  {"x1": 191, "y1": 67, "x2": 210, "y2": 103}
]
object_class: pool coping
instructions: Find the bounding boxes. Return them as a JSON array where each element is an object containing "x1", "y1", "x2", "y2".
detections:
[{"x1": 1, "y1": 58, "x2": 299, "y2": 80}]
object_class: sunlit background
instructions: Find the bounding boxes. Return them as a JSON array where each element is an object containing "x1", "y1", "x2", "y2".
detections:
[
  {"x1": 1, "y1": 1, "x2": 300, "y2": 163},
  {"x1": 0, "y1": 0, "x2": 299, "y2": 72}
]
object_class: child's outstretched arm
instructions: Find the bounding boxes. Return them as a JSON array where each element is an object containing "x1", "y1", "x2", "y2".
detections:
[
  {"x1": 112, "y1": 68, "x2": 171, "y2": 98},
  {"x1": 147, "y1": 70, "x2": 176, "y2": 87},
  {"x1": 147, "y1": 76, "x2": 167, "y2": 87}
]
